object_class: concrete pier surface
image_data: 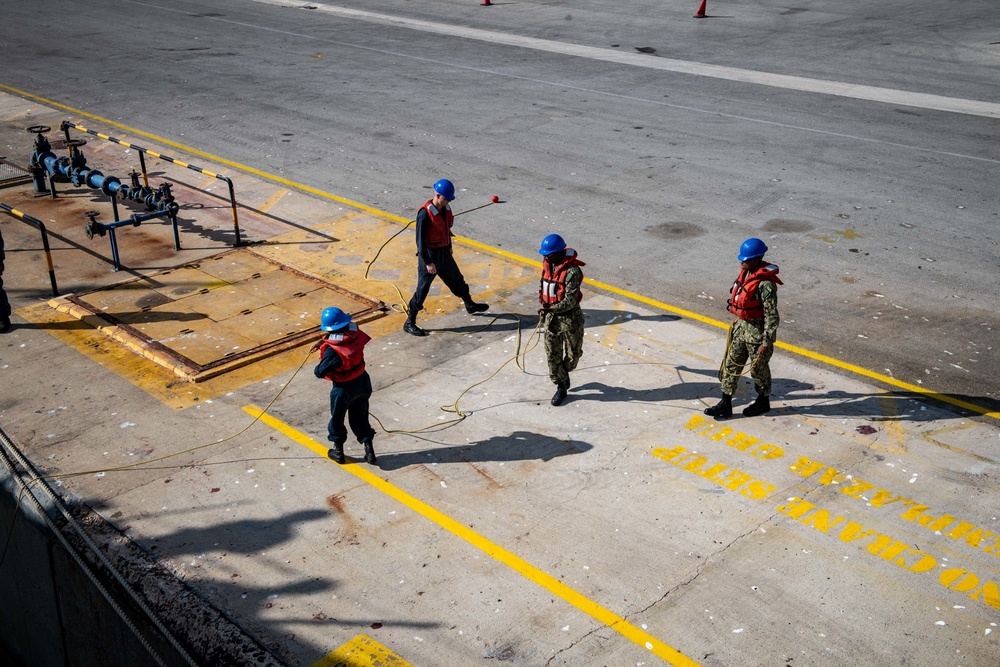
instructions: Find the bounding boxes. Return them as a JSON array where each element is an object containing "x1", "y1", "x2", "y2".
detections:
[{"x1": 1, "y1": 1, "x2": 998, "y2": 664}]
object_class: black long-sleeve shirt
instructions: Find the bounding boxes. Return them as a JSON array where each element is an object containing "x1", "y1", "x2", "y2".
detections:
[{"x1": 314, "y1": 343, "x2": 342, "y2": 378}]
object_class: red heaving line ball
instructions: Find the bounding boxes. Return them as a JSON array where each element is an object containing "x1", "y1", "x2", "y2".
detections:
[{"x1": 491, "y1": 195, "x2": 499, "y2": 203}]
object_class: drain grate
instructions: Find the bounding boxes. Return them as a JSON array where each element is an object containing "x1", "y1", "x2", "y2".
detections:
[
  {"x1": 0, "y1": 157, "x2": 32, "y2": 189},
  {"x1": 50, "y1": 248, "x2": 387, "y2": 382}
]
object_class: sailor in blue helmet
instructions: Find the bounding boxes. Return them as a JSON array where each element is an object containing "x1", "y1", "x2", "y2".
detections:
[
  {"x1": 403, "y1": 178, "x2": 489, "y2": 336},
  {"x1": 538, "y1": 233, "x2": 586, "y2": 406},
  {"x1": 311, "y1": 307, "x2": 378, "y2": 465},
  {"x1": 704, "y1": 238, "x2": 782, "y2": 419}
]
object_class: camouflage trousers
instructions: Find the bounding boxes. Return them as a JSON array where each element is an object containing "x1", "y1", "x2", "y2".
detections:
[
  {"x1": 543, "y1": 307, "x2": 584, "y2": 386},
  {"x1": 719, "y1": 318, "x2": 773, "y2": 397}
]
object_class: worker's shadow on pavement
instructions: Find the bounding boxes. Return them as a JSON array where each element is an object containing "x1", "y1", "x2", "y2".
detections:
[
  {"x1": 375, "y1": 431, "x2": 593, "y2": 471},
  {"x1": 98, "y1": 503, "x2": 443, "y2": 632},
  {"x1": 146, "y1": 508, "x2": 331, "y2": 559},
  {"x1": 21, "y1": 310, "x2": 207, "y2": 330},
  {"x1": 672, "y1": 371, "x2": 996, "y2": 421},
  {"x1": 583, "y1": 309, "x2": 681, "y2": 326},
  {"x1": 565, "y1": 380, "x2": 717, "y2": 406},
  {"x1": 765, "y1": 388, "x2": 999, "y2": 422},
  {"x1": 431, "y1": 312, "x2": 536, "y2": 334}
]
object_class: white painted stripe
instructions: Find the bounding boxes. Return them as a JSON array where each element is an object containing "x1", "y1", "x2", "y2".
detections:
[{"x1": 248, "y1": 0, "x2": 1000, "y2": 119}]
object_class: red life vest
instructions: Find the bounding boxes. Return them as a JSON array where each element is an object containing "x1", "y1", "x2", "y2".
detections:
[
  {"x1": 539, "y1": 249, "x2": 585, "y2": 306},
  {"x1": 727, "y1": 263, "x2": 783, "y2": 320},
  {"x1": 318, "y1": 327, "x2": 371, "y2": 383},
  {"x1": 421, "y1": 201, "x2": 454, "y2": 249}
]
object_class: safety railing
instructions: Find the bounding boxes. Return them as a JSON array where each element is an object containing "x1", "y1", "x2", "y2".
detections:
[
  {"x1": 0, "y1": 203, "x2": 59, "y2": 296},
  {"x1": 60, "y1": 121, "x2": 244, "y2": 247}
]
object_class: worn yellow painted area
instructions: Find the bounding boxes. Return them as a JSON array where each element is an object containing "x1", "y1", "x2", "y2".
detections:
[
  {"x1": 310, "y1": 634, "x2": 413, "y2": 667},
  {"x1": 15, "y1": 300, "x2": 316, "y2": 409},
  {"x1": 258, "y1": 188, "x2": 289, "y2": 213},
  {"x1": 250, "y1": 211, "x2": 537, "y2": 328},
  {"x1": 921, "y1": 422, "x2": 990, "y2": 461},
  {"x1": 17, "y1": 206, "x2": 540, "y2": 406}
]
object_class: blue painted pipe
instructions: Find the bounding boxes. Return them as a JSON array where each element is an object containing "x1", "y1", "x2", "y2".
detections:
[
  {"x1": 86, "y1": 209, "x2": 171, "y2": 238},
  {"x1": 85, "y1": 208, "x2": 181, "y2": 271},
  {"x1": 33, "y1": 149, "x2": 177, "y2": 212}
]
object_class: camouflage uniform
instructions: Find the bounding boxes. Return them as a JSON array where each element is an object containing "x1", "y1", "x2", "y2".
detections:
[
  {"x1": 720, "y1": 280, "x2": 779, "y2": 396},
  {"x1": 542, "y1": 265, "x2": 584, "y2": 386}
]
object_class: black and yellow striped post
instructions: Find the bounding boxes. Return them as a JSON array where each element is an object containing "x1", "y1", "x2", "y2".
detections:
[
  {"x1": 0, "y1": 203, "x2": 59, "y2": 296},
  {"x1": 60, "y1": 121, "x2": 243, "y2": 247}
]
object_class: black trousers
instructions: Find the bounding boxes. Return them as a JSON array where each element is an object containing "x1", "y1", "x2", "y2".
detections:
[
  {"x1": 407, "y1": 246, "x2": 472, "y2": 314},
  {"x1": 327, "y1": 371, "x2": 376, "y2": 445}
]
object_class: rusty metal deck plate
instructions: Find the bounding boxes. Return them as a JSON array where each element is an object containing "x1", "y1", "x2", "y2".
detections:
[{"x1": 48, "y1": 248, "x2": 386, "y2": 382}]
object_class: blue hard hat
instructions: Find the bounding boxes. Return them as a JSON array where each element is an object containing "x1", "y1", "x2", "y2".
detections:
[
  {"x1": 738, "y1": 238, "x2": 768, "y2": 262},
  {"x1": 320, "y1": 307, "x2": 352, "y2": 332},
  {"x1": 539, "y1": 233, "x2": 567, "y2": 256},
  {"x1": 433, "y1": 178, "x2": 456, "y2": 201}
]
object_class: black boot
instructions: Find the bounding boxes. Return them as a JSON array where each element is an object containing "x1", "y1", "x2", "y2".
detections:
[
  {"x1": 0, "y1": 316, "x2": 10, "y2": 334},
  {"x1": 704, "y1": 394, "x2": 733, "y2": 419},
  {"x1": 743, "y1": 394, "x2": 771, "y2": 417},
  {"x1": 465, "y1": 301, "x2": 489, "y2": 314},
  {"x1": 403, "y1": 314, "x2": 428, "y2": 336},
  {"x1": 550, "y1": 379, "x2": 569, "y2": 406},
  {"x1": 327, "y1": 443, "x2": 345, "y2": 464},
  {"x1": 363, "y1": 439, "x2": 378, "y2": 465}
]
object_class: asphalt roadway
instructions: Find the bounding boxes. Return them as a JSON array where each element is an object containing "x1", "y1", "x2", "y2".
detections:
[{"x1": 1, "y1": 1, "x2": 999, "y2": 666}]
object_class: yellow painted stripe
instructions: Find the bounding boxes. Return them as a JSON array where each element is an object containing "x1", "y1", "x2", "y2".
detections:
[
  {"x1": 310, "y1": 633, "x2": 413, "y2": 667},
  {"x1": 6, "y1": 82, "x2": 993, "y2": 421},
  {"x1": 243, "y1": 404, "x2": 701, "y2": 667}
]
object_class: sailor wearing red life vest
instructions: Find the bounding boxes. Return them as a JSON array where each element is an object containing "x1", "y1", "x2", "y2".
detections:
[
  {"x1": 538, "y1": 234, "x2": 585, "y2": 406},
  {"x1": 312, "y1": 307, "x2": 378, "y2": 465},
  {"x1": 704, "y1": 238, "x2": 782, "y2": 419},
  {"x1": 403, "y1": 178, "x2": 489, "y2": 336}
]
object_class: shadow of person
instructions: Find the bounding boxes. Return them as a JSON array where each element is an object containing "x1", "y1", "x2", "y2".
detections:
[
  {"x1": 765, "y1": 389, "x2": 1000, "y2": 422},
  {"x1": 376, "y1": 431, "x2": 593, "y2": 471},
  {"x1": 583, "y1": 309, "x2": 681, "y2": 326},
  {"x1": 563, "y1": 380, "x2": 717, "y2": 406},
  {"x1": 673, "y1": 364, "x2": 718, "y2": 380},
  {"x1": 149, "y1": 508, "x2": 330, "y2": 558},
  {"x1": 112, "y1": 310, "x2": 208, "y2": 325},
  {"x1": 429, "y1": 312, "x2": 533, "y2": 335}
]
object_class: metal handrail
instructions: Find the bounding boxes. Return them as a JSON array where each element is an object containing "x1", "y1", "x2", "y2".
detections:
[
  {"x1": 60, "y1": 121, "x2": 243, "y2": 246},
  {"x1": 0, "y1": 203, "x2": 59, "y2": 296}
]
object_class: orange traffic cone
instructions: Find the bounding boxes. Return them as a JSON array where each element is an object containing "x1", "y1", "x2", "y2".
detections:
[{"x1": 694, "y1": 0, "x2": 707, "y2": 17}]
